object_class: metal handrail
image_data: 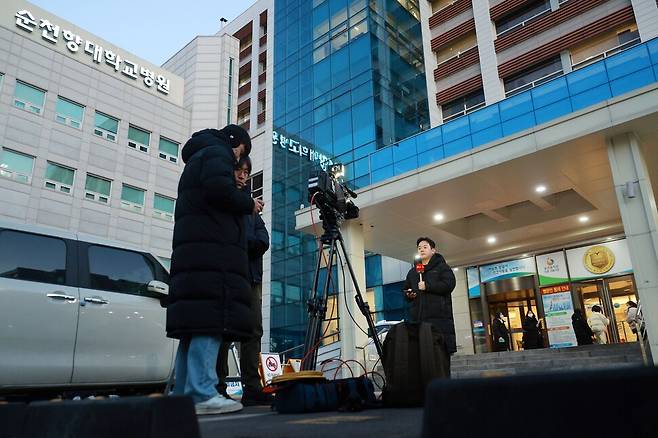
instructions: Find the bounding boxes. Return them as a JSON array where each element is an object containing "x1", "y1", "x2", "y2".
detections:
[
  {"x1": 443, "y1": 101, "x2": 486, "y2": 122},
  {"x1": 497, "y1": 7, "x2": 551, "y2": 37},
  {"x1": 505, "y1": 69, "x2": 563, "y2": 97},
  {"x1": 571, "y1": 38, "x2": 641, "y2": 70},
  {"x1": 436, "y1": 45, "x2": 478, "y2": 66}
]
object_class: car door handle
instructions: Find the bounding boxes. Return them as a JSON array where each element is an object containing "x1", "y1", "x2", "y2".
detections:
[
  {"x1": 46, "y1": 293, "x2": 77, "y2": 302},
  {"x1": 84, "y1": 296, "x2": 109, "y2": 305}
]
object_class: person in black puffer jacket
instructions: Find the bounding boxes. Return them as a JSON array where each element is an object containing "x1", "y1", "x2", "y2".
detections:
[
  {"x1": 166, "y1": 124, "x2": 263, "y2": 415},
  {"x1": 403, "y1": 237, "x2": 457, "y2": 374}
]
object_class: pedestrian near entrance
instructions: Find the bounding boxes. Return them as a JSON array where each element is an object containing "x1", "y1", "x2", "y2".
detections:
[
  {"x1": 166, "y1": 125, "x2": 264, "y2": 415},
  {"x1": 588, "y1": 305, "x2": 610, "y2": 344},
  {"x1": 216, "y1": 156, "x2": 272, "y2": 406},
  {"x1": 626, "y1": 301, "x2": 639, "y2": 340},
  {"x1": 572, "y1": 309, "x2": 594, "y2": 345},
  {"x1": 522, "y1": 310, "x2": 543, "y2": 349},
  {"x1": 492, "y1": 312, "x2": 510, "y2": 352},
  {"x1": 403, "y1": 237, "x2": 456, "y2": 374}
]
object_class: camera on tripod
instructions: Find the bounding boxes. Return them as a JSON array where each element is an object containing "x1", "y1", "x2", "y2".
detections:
[{"x1": 307, "y1": 164, "x2": 359, "y2": 225}]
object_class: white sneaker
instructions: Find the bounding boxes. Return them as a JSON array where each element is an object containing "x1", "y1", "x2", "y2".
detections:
[{"x1": 195, "y1": 395, "x2": 243, "y2": 415}]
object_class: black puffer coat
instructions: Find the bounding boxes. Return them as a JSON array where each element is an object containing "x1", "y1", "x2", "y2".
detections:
[
  {"x1": 403, "y1": 253, "x2": 457, "y2": 353},
  {"x1": 166, "y1": 129, "x2": 255, "y2": 342}
]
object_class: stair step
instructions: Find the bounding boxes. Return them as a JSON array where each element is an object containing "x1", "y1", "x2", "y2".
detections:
[{"x1": 450, "y1": 343, "x2": 645, "y2": 379}]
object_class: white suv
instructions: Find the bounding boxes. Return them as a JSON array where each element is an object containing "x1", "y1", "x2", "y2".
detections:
[{"x1": 0, "y1": 220, "x2": 174, "y2": 393}]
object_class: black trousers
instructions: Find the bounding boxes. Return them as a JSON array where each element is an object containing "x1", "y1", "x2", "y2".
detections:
[{"x1": 217, "y1": 283, "x2": 263, "y2": 394}]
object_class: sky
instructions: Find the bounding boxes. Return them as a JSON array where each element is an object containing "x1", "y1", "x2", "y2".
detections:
[{"x1": 28, "y1": 0, "x2": 257, "y2": 66}]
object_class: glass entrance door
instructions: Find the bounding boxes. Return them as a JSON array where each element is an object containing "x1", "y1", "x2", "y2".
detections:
[
  {"x1": 605, "y1": 275, "x2": 637, "y2": 343},
  {"x1": 573, "y1": 275, "x2": 638, "y2": 344},
  {"x1": 488, "y1": 289, "x2": 538, "y2": 351}
]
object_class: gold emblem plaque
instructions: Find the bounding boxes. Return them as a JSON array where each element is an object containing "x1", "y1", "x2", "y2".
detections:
[{"x1": 583, "y1": 245, "x2": 615, "y2": 274}]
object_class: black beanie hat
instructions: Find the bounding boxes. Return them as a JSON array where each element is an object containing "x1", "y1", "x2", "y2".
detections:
[{"x1": 221, "y1": 124, "x2": 252, "y2": 155}]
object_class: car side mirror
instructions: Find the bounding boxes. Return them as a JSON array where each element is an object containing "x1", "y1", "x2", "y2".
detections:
[{"x1": 148, "y1": 280, "x2": 169, "y2": 296}]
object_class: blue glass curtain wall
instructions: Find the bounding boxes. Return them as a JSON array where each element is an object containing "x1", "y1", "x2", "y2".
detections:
[{"x1": 270, "y1": 0, "x2": 427, "y2": 353}]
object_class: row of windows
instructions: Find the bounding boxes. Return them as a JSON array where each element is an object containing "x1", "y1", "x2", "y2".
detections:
[
  {"x1": 5, "y1": 76, "x2": 180, "y2": 164},
  {"x1": 0, "y1": 229, "x2": 164, "y2": 294},
  {"x1": 0, "y1": 147, "x2": 176, "y2": 221},
  {"x1": 440, "y1": 27, "x2": 641, "y2": 119}
]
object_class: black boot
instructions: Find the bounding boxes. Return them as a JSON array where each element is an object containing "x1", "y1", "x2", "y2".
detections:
[{"x1": 241, "y1": 388, "x2": 274, "y2": 406}]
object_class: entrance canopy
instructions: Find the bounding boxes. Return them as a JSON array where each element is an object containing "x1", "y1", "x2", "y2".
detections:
[{"x1": 296, "y1": 85, "x2": 658, "y2": 267}]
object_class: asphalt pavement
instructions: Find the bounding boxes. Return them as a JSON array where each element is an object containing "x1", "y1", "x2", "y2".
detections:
[{"x1": 197, "y1": 405, "x2": 424, "y2": 438}]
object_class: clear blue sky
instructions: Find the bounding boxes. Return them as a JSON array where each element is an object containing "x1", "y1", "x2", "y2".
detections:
[{"x1": 29, "y1": 0, "x2": 256, "y2": 66}]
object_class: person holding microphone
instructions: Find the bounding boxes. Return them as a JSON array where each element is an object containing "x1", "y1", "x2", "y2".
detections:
[{"x1": 403, "y1": 237, "x2": 457, "y2": 375}]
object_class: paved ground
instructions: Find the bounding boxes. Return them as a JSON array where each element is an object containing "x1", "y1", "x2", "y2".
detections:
[{"x1": 197, "y1": 405, "x2": 424, "y2": 438}]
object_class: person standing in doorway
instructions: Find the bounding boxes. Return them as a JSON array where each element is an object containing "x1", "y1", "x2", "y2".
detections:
[
  {"x1": 572, "y1": 309, "x2": 594, "y2": 345},
  {"x1": 166, "y1": 125, "x2": 264, "y2": 415},
  {"x1": 522, "y1": 310, "x2": 542, "y2": 349},
  {"x1": 216, "y1": 156, "x2": 271, "y2": 406},
  {"x1": 588, "y1": 305, "x2": 610, "y2": 344},
  {"x1": 492, "y1": 312, "x2": 510, "y2": 352},
  {"x1": 626, "y1": 301, "x2": 640, "y2": 340}
]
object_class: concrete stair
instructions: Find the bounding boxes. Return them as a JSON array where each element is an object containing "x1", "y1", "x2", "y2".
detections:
[{"x1": 451, "y1": 342, "x2": 646, "y2": 379}]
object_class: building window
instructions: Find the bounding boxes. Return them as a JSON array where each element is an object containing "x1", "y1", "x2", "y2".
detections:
[
  {"x1": 227, "y1": 57, "x2": 235, "y2": 125},
  {"x1": 442, "y1": 89, "x2": 485, "y2": 122},
  {"x1": 247, "y1": 171, "x2": 263, "y2": 200},
  {"x1": 570, "y1": 25, "x2": 641, "y2": 70},
  {"x1": 504, "y1": 56, "x2": 563, "y2": 97},
  {"x1": 44, "y1": 162, "x2": 75, "y2": 194},
  {"x1": 120, "y1": 184, "x2": 145, "y2": 212},
  {"x1": 237, "y1": 107, "x2": 250, "y2": 125},
  {"x1": 0, "y1": 148, "x2": 34, "y2": 183},
  {"x1": 153, "y1": 193, "x2": 175, "y2": 221},
  {"x1": 94, "y1": 111, "x2": 119, "y2": 142},
  {"x1": 128, "y1": 125, "x2": 150, "y2": 153},
  {"x1": 55, "y1": 97, "x2": 84, "y2": 129},
  {"x1": 85, "y1": 174, "x2": 111, "y2": 204},
  {"x1": 158, "y1": 137, "x2": 179, "y2": 163},
  {"x1": 14, "y1": 81, "x2": 45, "y2": 115},
  {"x1": 496, "y1": 0, "x2": 551, "y2": 36}
]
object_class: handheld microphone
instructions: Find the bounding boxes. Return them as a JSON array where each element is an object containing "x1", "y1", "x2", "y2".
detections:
[{"x1": 414, "y1": 255, "x2": 424, "y2": 274}]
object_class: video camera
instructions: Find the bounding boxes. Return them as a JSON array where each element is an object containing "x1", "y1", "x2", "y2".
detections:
[{"x1": 308, "y1": 164, "x2": 359, "y2": 226}]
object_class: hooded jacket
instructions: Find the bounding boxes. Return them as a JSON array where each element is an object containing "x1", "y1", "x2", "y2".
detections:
[
  {"x1": 403, "y1": 253, "x2": 457, "y2": 353},
  {"x1": 166, "y1": 128, "x2": 256, "y2": 341}
]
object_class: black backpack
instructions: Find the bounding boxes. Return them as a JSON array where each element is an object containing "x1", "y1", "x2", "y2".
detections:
[{"x1": 381, "y1": 322, "x2": 449, "y2": 407}]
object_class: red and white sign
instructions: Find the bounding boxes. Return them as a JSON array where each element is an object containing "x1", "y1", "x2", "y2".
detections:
[{"x1": 259, "y1": 353, "x2": 282, "y2": 384}]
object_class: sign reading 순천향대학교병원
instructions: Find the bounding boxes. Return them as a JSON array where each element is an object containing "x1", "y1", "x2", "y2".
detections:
[{"x1": 3, "y1": 1, "x2": 182, "y2": 104}]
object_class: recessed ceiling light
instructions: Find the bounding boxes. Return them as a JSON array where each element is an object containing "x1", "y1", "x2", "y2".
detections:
[
  {"x1": 452, "y1": 267, "x2": 459, "y2": 272},
  {"x1": 487, "y1": 236, "x2": 497, "y2": 244},
  {"x1": 535, "y1": 185, "x2": 547, "y2": 193},
  {"x1": 522, "y1": 253, "x2": 529, "y2": 257},
  {"x1": 433, "y1": 213, "x2": 444, "y2": 222},
  {"x1": 579, "y1": 216, "x2": 589, "y2": 223}
]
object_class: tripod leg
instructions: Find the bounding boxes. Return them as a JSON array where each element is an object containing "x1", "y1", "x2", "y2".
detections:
[
  {"x1": 302, "y1": 245, "x2": 326, "y2": 365},
  {"x1": 336, "y1": 235, "x2": 384, "y2": 363},
  {"x1": 302, "y1": 238, "x2": 338, "y2": 371}
]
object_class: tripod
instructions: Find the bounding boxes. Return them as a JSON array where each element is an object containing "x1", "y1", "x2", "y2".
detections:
[{"x1": 301, "y1": 218, "x2": 384, "y2": 371}]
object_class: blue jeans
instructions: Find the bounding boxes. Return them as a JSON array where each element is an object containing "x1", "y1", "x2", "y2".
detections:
[{"x1": 173, "y1": 336, "x2": 221, "y2": 403}]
